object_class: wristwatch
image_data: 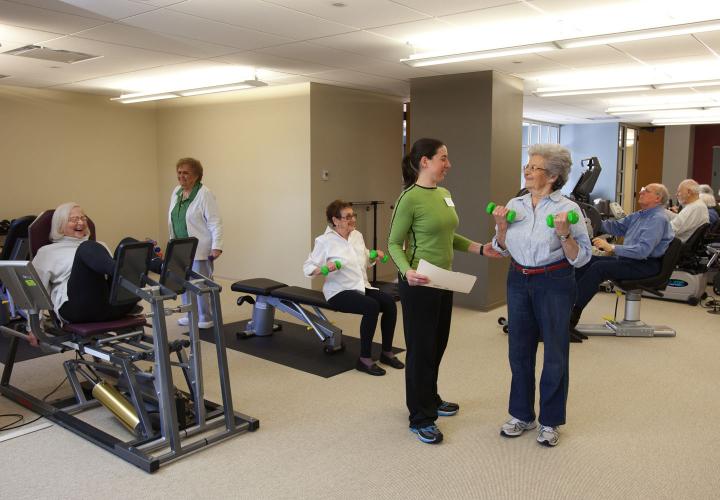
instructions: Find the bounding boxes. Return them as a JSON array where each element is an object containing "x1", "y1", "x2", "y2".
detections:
[{"x1": 558, "y1": 233, "x2": 571, "y2": 242}]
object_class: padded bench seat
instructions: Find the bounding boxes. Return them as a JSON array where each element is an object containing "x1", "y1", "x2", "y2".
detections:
[
  {"x1": 63, "y1": 315, "x2": 147, "y2": 338},
  {"x1": 231, "y1": 278, "x2": 287, "y2": 295},
  {"x1": 271, "y1": 286, "x2": 337, "y2": 310}
]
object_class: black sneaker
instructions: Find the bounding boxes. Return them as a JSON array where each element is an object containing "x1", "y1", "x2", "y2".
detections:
[
  {"x1": 379, "y1": 353, "x2": 405, "y2": 369},
  {"x1": 355, "y1": 359, "x2": 386, "y2": 376},
  {"x1": 409, "y1": 424, "x2": 443, "y2": 444},
  {"x1": 437, "y1": 400, "x2": 459, "y2": 416}
]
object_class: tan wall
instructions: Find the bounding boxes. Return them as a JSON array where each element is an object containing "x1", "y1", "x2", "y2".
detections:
[
  {"x1": 155, "y1": 84, "x2": 312, "y2": 285},
  {"x1": 309, "y1": 83, "x2": 404, "y2": 285},
  {"x1": 0, "y1": 86, "x2": 158, "y2": 248}
]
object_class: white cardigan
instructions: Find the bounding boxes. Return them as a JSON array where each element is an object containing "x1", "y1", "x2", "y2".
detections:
[
  {"x1": 168, "y1": 184, "x2": 223, "y2": 261},
  {"x1": 303, "y1": 227, "x2": 376, "y2": 301}
]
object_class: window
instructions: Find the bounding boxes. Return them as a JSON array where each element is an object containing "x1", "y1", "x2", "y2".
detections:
[{"x1": 522, "y1": 120, "x2": 560, "y2": 167}]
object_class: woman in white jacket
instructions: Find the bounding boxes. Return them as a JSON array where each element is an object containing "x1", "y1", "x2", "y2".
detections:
[
  {"x1": 168, "y1": 157, "x2": 223, "y2": 329},
  {"x1": 303, "y1": 200, "x2": 402, "y2": 376}
]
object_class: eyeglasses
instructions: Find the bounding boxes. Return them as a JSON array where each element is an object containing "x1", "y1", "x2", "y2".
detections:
[
  {"x1": 68, "y1": 216, "x2": 88, "y2": 223},
  {"x1": 523, "y1": 164, "x2": 548, "y2": 173},
  {"x1": 339, "y1": 213, "x2": 357, "y2": 221}
]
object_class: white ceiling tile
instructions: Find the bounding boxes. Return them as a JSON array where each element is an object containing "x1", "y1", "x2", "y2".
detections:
[
  {"x1": 213, "y1": 51, "x2": 335, "y2": 75},
  {"x1": 77, "y1": 23, "x2": 238, "y2": 58},
  {"x1": 306, "y1": 31, "x2": 412, "y2": 62},
  {"x1": 256, "y1": 42, "x2": 373, "y2": 69},
  {"x1": 536, "y1": 45, "x2": 635, "y2": 68},
  {"x1": 264, "y1": 0, "x2": 429, "y2": 28},
  {"x1": 694, "y1": 32, "x2": 720, "y2": 54},
  {"x1": 0, "y1": 0, "x2": 106, "y2": 33},
  {"x1": 439, "y1": 2, "x2": 543, "y2": 26},
  {"x1": 352, "y1": 18, "x2": 454, "y2": 44},
  {"x1": 310, "y1": 69, "x2": 408, "y2": 95},
  {"x1": 0, "y1": 24, "x2": 64, "y2": 45},
  {"x1": 3, "y1": 36, "x2": 193, "y2": 86},
  {"x1": 391, "y1": 0, "x2": 523, "y2": 17},
  {"x1": 121, "y1": 9, "x2": 293, "y2": 50},
  {"x1": 612, "y1": 36, "x2": 710, "y2": 62},
  {"x1": 167, "y1": 0, "x2": 356, "y2": 39},
  {"x1": 350, "y1": 59, "x2": 440, "y2": 79},
  {"x1": 479, "y1": 53, "x2": 569, "y2": 73},
  {"x1": 7, "y1": 0, "x2": 159, "y2": 20}
]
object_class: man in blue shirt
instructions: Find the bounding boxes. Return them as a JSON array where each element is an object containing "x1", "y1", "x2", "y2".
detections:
[{"x1": 570, "y1": 183, "x2": 675, "y2": 337}]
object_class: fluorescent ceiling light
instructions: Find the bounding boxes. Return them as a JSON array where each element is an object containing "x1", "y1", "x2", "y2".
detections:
[
  {"x1": 401, "y1": 42, "x2": 557, "y2": 67},
  {"x1": 112, "y1": 79, "x2": 267, "y2": 104},
  {"x1": 606, "y1": 102, "x2": 720, "y2": 115},
  {"x1": 112, "y1": 93, "x2": 179, "y2": 104},
  {"x1": 558, "y1": 19, "x2": 720, "y2": 49},
  {"x1": 655, "y1": 79, "x2": 720, "y2": 89},
  {"x1": 535, "y1": 86, "x2": 653, "y2": 97},
  {"x1": 652, "y1": 116, "x2": 720, "y2": 125},
  {"x1": 402, "y1": 18, "x2": 720, "y2": 68},
  {"x1": 179, "y1": 80, "x2": 267, "y2": 96}
]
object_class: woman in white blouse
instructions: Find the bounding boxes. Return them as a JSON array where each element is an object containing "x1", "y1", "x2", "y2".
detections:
[{"x1": 303, "y1": 200, "x2": 402, "y2": 376}]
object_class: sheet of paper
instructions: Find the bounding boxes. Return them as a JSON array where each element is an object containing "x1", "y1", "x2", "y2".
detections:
[{"x1": 416, "y1": 259, "x2": 477, "y2": 294}]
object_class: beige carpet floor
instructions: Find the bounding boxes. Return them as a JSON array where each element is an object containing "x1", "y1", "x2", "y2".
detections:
[{"x1": 1, "y1": 279, "x2": 719, "y2": 499}]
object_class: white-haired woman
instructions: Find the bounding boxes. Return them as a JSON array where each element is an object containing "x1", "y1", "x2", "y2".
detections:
[
  {"x1": 32, "y1": 202, "x2": 142, "y2": 327},
  {"x1": 490, "y1": 144, "x2": 592, "y2": 447}
]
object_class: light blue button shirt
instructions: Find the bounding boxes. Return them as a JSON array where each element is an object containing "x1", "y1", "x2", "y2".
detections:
[{"x1": 492, "y1": 191, "x2": 592, "y2": 268}]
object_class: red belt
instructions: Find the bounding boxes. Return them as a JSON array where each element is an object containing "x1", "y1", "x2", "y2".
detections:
[{"x1": 511, "y1": 260, "x2": 570, "y2": 275}]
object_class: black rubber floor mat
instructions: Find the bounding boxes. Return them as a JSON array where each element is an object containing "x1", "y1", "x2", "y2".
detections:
[{"x1": 192, "y1": 319, "x2": 403, "y2": 378}]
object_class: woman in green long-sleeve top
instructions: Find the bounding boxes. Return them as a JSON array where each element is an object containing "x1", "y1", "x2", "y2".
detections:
[{"x1": 388, "y1": 137, "x2": 497, "y2": 445}]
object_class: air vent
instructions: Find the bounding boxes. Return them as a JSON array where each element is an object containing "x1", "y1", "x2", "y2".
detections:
[{"x1": 3, "y1": 45, "x2": 100, "y2": 64}]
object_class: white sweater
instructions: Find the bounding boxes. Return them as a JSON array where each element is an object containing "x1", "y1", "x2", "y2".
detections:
[
  {"x1": 168, "y1": 184, "x2": 223, "y2": 261},
  {"x1": 303, "y1": 227, "x2": 376, "y2": 301},
  {"x1": 666, "y1": 199, "x2": 709, "y2": 243},
  {"x1": 32, "y1": 236, "x2": 111, "y2": 317}
]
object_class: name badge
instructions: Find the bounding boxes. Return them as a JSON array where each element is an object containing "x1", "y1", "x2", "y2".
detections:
[{"x1": 444, "y1": 197, "x2": 455, "y2": 207}]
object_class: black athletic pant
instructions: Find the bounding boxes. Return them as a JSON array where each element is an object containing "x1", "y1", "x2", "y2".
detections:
[
  {"x1": 327, "y1": 288, "x2": 397, "y2": 358},
  {"x1": 59, "y1": 238, "x2": 140, "y2": 323},
  {"x1": 398, "y1": 276, "x2": 453, "y2": 428}
]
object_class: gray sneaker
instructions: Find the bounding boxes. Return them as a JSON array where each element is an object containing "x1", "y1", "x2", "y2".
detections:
[
  {"x1": 500, "y1": 417, "x2": 537, "y2": 437},
  {"x1": 537, "y1": 425, "x2": 560, "y2": 447}
]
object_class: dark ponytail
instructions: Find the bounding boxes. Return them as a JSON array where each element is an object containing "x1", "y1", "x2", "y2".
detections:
[{"x1": 402, "y1": 137, "x2": 445, "y2": 189}]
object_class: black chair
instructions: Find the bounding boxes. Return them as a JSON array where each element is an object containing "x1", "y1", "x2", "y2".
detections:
[{"x1": 576, "y1": 238, "x2": 682, "y2": 337}]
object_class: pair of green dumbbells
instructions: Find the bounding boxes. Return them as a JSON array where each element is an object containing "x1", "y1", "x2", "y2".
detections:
[
  {"x1": 321, "y1": 249, "x2": 388, "y2": 276},
  {"x1": 485, "y1": 202, "x2": 580, "y2": 227}
]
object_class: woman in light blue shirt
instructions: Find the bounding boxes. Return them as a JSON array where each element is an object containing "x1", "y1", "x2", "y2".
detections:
[{"x1": 490, "y1": 144, "x2": 591, "y2": 448}]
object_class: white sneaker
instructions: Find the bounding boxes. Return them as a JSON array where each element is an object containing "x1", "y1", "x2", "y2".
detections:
[
  {"x1": 198, "y1": 321, "x2": 214, "y2": 329},
  {"x1": 177, "y1": 317, "x2": 189, "y2": 326},
  {"x1": 500, "y1": 417, "x2": 537, "y2": 438},
  {"x1": 537, "y1": 425, "x2": 560, "y2": 447}
]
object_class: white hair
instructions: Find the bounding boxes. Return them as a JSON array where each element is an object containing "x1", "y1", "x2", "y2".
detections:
[
  {"x1": 679, "y1": 179, "x2": 700, "y2": 194},
  {"x1": 700, "y1": 193, "x2": 717, "y2": 207},
  {"x1": 50, "y1": 202, "x2": 87, "y2": 242},
  {"x1": 527, "y1": 143, "x2": 572, "y2": 190},
  {"x1": 699, "y1": 184, "x2": 714, "y2": 195}
]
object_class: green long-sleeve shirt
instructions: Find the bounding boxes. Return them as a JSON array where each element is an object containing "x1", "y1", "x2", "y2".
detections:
[{"x1": 388, "y1": 184, "x2": 472, "y2": 277}]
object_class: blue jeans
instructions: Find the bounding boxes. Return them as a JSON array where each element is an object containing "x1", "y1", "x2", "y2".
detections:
[{"x1": 507, "y1": 262, "x2": 576, "y2": 427}]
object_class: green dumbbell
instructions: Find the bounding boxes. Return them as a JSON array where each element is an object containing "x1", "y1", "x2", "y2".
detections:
[
  {"x1": 321, "y1": 260, "x2": 342, "y2": 276},
  {"x1": 546, "y1": 210, "x2": 580, "y2": 228},
  {"x1": 369, "y1": 249, "x2": 389, "y2": 263},
  {"x1": 486, "y1": 202, "x2": 517, "y2": 223}
]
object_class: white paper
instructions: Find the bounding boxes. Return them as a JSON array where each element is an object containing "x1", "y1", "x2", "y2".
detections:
[{"x1": 416, "y1": 259, "x2": 477, "y2": 294}]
